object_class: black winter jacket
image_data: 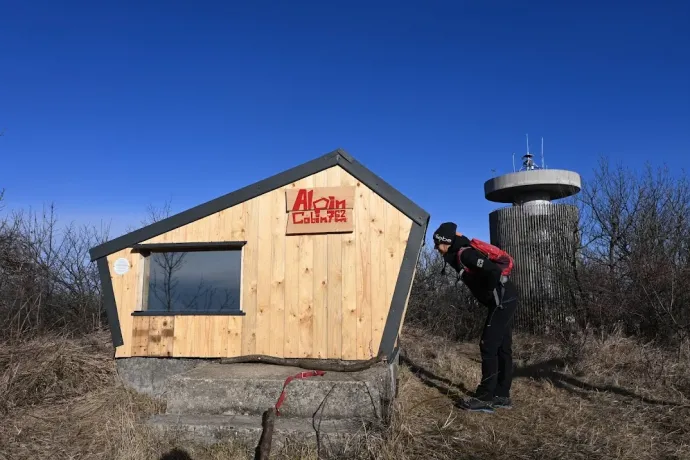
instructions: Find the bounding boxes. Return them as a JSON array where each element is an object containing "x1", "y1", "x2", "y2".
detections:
[{"x1": 443, "y1": 236, "x2": 517, "y2": 307}]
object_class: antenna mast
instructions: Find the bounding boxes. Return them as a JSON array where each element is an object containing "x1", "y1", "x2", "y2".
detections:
[
  {"x1": 512, "y1": 152, "x2": 516, "y2": 172},
  {"x1": 519, "y1": 133, "x2": 542, "y2": 171}
]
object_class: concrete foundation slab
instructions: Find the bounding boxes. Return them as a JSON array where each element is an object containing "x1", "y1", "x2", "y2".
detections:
[
  {"x1": 118, "y1": 357, "x2": 397, "y2": 448},
  {"x1": 148, "y1": 413, "x2": 368, "y2": 449},
  {"x1": 165, "y1": 362, "x2": 392, "y2": 420},
  {"x1": 115, "y1": 357, "x2": 203, "y2": 398}
]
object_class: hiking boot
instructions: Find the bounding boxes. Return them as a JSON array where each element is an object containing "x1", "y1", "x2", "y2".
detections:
[
  {"x1": 492, "y1": 396, "x2": 512, "y2": 409},
  {"x1": 455, "y1": 397, "x2": 495, "y2": 413}
]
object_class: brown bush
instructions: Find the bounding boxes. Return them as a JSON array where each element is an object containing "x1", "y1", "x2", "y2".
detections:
[
  {"x1": 0, "y1": 193, "x2": 111, "y2": 342},
  {"x1": 563, "y1": 159, "x2": 690, "y2": 348}
]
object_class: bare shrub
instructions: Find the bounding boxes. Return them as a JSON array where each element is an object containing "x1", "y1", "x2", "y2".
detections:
[
  {"x1": 0, "y1": 194, "x2": 111, "y2": 342},
  {"x1": 565, "y1": 158, "x2": 690, "y2": 348}
]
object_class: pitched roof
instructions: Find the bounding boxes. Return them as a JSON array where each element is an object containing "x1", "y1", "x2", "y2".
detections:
[{"x1": 89, "y1": 148, "x2": 430, "y2": 261}]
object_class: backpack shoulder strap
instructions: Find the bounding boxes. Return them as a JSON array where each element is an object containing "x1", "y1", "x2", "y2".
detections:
[{"x1": 456, "y1": 246, "x2": 470, "y2": 265}]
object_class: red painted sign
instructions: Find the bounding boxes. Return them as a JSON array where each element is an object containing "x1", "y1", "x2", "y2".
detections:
[{"x1": 285, "y1": 186, "x2": 355, "y2": 235}]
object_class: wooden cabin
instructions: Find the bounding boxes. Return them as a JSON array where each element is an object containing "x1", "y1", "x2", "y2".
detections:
[{"x1": 89, "y1": 149, "x2": 430, "y2": 363}]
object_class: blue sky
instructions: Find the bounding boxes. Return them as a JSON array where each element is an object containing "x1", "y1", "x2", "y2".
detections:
[{"x1": 1, "y1": 1, "x2": 688, "y2": 243}]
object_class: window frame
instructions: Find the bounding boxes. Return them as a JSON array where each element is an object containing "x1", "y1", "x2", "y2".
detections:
[{"x1": 131, "y1": 241, "x2": 247, "y2": 316}]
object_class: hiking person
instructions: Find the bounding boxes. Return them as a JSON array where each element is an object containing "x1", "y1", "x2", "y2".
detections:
[{"x1": 432, "y1": 222, "x2": 518, "y2": 413}]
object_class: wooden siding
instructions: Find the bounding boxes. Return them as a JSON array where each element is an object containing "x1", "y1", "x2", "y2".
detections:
[{"x1": 106, "y1": 165, "x2": 413, "y2": 360}]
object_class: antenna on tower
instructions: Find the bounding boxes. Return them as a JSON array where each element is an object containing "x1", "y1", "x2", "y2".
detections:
[
  {"x1": 512, "y1": 152, "x2": 516, "y2": 172},
  {"x1": 541, "y1": 137, "x2": 545, "y2": 169},
  {"x1": 521, "y1": 134, "x2": 535, "y2": 171}
]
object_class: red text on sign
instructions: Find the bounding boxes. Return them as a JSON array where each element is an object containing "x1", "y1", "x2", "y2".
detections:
[
  {"x1": 290, "y1": 189, "x2": 347, "y2": 212},
  {"x1": 292, "y1": 209, "x2": 348, "y2": 224}
]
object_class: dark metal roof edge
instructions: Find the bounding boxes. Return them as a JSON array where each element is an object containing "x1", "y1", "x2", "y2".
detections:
[
  {"x1": 89, "y1": 147, "x2": 429, "y2": 261},
  {"x1": 97, "y1": 257, "x2": 123, "y2": 349},
  {"x1": 336, "y1": 155, "x2": 430, "y2": 227},
  {"x1": 377, "y1": 216, "x2": 427, "y2": 360}
]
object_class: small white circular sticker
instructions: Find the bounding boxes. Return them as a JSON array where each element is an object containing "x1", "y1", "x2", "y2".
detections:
[{"x1": 113, "y1": 258, "x2": 130, "y2": 275}]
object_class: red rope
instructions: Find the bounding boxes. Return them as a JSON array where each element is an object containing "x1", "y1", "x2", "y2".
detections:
[{"x1": 274, "y1": 370, "x2": 326, "y2": 415}]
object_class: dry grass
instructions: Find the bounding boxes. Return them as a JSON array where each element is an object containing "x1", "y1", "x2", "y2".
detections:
[
  {"x1": 0, "y1": 331, "x2": 252, "y2": 460},
  {"x1": 0, "y1": 331, "x2": 115, "y2": 415},
  {"x1": 374, "y1": 326, "x2": 690, "y2": 460},
  {"x1": 1, "y1": 327, "x2": 689, "y2": 460}
]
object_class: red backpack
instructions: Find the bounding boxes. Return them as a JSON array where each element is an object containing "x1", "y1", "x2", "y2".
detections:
[{"x1": 457, "y1": 238, "x2": 514, "y2": 277}]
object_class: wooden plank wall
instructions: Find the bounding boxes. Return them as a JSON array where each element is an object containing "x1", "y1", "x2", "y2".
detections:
[{"x1": 106, "y1": 165, "x2": 414, "y2": 360}]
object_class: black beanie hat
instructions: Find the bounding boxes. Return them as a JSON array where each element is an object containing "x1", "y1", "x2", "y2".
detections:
[{"x1": 432, "y1": 222, "x2": 457, "y2": 247}]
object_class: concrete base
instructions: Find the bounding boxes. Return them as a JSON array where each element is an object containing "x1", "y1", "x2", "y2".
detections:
[
  {"x1": 116, "y1": 356, "x2": 397, "y2": 449},
  {"x1": 115, "y1": 357, "x2": 205, "y2": 398},
  {"x1": 165, "y1": 362, "x2": 391, "y2": 420},
  {"x1": 149, "y1": 413, "x2": 367, "y2": 449}
]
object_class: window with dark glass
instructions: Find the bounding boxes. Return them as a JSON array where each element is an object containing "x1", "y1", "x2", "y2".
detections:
[{"x1": 142, "y1": 249, "x2": 242, "y2": 312}]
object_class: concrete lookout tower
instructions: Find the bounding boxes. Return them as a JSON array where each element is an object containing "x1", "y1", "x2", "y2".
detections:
[{"x1": 484, "y1": 141, "x2": 581, "y2": 334}]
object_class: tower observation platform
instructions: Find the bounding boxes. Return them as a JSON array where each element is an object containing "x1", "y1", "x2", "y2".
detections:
[
  {"x1": 484, "y1": 169, "x2": 581, "y2": 204},
  {"x1": 484, "y1": 144, "x2": 582, "y2": 333}
]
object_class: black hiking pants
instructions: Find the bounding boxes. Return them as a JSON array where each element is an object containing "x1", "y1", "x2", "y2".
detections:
[{"x1": 475, "y1": 296, "x2": 517, "y2": 401}]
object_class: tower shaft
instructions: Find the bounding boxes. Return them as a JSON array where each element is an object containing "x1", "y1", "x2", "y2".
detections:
[{"x1": 484, "y1": 159, "x2": 582, "y2": 334}]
